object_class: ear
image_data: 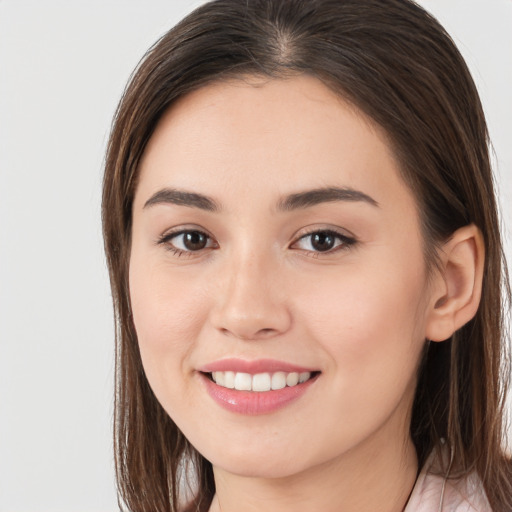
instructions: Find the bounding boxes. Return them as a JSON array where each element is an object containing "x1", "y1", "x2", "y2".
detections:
[{"x1": 425, "y1": 224, "x2": 485, "y2": 342}]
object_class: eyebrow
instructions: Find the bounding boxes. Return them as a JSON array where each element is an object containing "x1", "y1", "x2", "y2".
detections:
[
  {"x1": 277, "y1": 186, "x2": 379, "y2": 211},
  {"x1": 143, "y1": 186, "x2": 379, "y2": 212},
  {"x1": 143, "y1": 188, "x2": 220, "y2": 212}
]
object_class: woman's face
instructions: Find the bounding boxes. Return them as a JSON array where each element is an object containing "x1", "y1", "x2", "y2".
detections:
[{"x1": 129, "y1": 75, "x2": 437, "y2": 478}]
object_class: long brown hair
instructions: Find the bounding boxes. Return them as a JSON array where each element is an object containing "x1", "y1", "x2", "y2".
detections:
[{"x1": 102, "y1": 1, "x2": 512, "y2": 510}]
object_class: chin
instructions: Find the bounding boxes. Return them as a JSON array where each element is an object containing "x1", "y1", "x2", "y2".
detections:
[
  {"x1": 212, "y1": 454, "x2": 305, "y2": 479},
  {"x1": 195, "y1": 434, "x2": 319, "y2": 479}
]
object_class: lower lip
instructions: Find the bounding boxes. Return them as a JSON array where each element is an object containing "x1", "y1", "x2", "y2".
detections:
[{"x1": 199, "y1": 373, "x2": 318, "y2": 415}]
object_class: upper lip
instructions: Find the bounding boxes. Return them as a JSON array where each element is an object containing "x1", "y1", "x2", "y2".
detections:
[{"x1": 198, "y1": 358, "x2": 317, "y2": 374}]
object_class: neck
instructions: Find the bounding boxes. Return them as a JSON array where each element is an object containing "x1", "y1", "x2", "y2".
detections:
[{"x1": 210, "y1": 431, "x2": 418, "y2": 512}]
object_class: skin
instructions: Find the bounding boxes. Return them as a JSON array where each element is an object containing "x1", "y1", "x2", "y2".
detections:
[{"x1": 129, "y1": 75, "x2": 482, "y2": 512}]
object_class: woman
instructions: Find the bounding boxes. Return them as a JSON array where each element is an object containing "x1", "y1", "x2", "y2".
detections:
[{"x1": 102, "y1": 0, "x2": 512, "y2": 510}]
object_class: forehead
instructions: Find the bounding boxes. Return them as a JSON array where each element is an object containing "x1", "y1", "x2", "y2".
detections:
[{"x1": 135, "y1": 75, "x2": 417, "y2": 219}]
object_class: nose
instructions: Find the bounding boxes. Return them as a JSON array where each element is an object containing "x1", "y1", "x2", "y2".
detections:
[{"x1": 210, "y1": 252, "x2": 292, "y2": 341}]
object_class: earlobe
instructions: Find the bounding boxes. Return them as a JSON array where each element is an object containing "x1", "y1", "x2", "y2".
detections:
[{"x1": 425, "y1": 225, "x2": 485, "y2": 342}]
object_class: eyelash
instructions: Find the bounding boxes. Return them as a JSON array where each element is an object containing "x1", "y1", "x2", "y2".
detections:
[
  {"x1": 157, "y1": 229, "x2": 217, "y2": 257},
  {"x1": 291, "y1": 229, "x2": 356, "y2": 257},
  {"x1": 157, "y1": 228, "x2": 357, "y2": 258}
]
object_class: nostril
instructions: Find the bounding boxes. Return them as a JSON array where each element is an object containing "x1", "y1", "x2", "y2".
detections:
[
  {"x1": 218, "y1": 326, "x2": 279, "y2": 341},
  {"x1": 258, "y1": 328, "x2": 277, "y2": 336}
]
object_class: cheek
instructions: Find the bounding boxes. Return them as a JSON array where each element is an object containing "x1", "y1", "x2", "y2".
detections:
[
  {"x1": 128, "y1": 256, "x2": 208, "y2": 390},
  {"x1": 297, "y1": 258, "x2": 428, "y2": 379},
  {"x1": 288, "y1": 263, "x2": 429, "y2": 449}
]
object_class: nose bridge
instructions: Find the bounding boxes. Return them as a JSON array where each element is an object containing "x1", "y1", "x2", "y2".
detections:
[{"x1": 212, "y1": 242, "x2": 291, "y2": 340}]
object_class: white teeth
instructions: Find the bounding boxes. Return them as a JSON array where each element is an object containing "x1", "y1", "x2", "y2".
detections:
[
  {"x1": 286, "y1": 372, "x2": 299, "y2": 387},
  {"x1": 209, "y1": 370, "x2": 313, "y2": 392},
  {"x1": 234, "y1": 372, "x2": 252, "y2": 391},
  {"x1": 252, "y1": 373, "x2": 271, "y2": 392},
  {"x1": 224, "y1": 371, "x2": 235, "y2": 389},
  {"x1": 212, "y1": 371, "x2": 225, "y2": 386},
  {"x1": 271, "y1": 371, "x2": 287, "y2": 390},
  {"x1": 299, "y1": 372, "x2": 310, "y2": 383}
]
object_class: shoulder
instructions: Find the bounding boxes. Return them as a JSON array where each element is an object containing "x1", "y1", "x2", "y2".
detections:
[{"x1": 404, "y1": 451, "x2": 491, "y2": 512}]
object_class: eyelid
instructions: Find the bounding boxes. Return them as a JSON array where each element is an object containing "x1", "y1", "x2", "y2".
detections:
[
  {"x1": 156, "y1": 225, "x2": 218, "y2": 256},
  {"x1": 289, "y1": 226, "x2": 357, "y2": 254},
  {"x1": 155, "y1": 224, "x2": 357, "y2": 257},
  {"x1": 292, "y1": 224, "x2": 356, "y2": 240},
  {"x1": 158, "y1": 224, "x2": 214, "y2": 241}
]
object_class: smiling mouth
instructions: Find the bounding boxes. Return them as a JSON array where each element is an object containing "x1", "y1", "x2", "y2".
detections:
[{"x1": 205, "y1": 370, "x2": 319, "y2": 392}]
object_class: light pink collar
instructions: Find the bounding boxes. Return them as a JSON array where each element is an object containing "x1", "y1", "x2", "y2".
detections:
[{"x1": 404, "y1": 451, "x2": 491, "y2": 512}]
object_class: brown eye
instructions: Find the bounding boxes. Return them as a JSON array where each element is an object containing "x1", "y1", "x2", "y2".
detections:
[
  {"x1": 160, "y1": 229, "x2": 215, "y2": 254},
  {"x1": 310, "y1": 232, "x2": 336, "y2": 252},
  {"x1": 182, "y1": 231, "x2": 208, "y2": 251},
  {"x1": 292, "y1": 230, "x2": 356, "y2": 254}
]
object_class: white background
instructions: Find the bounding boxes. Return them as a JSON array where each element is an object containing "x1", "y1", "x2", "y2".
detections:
[{"x1": 0, "y1": 1, "x2": 510, "y2": 511}]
